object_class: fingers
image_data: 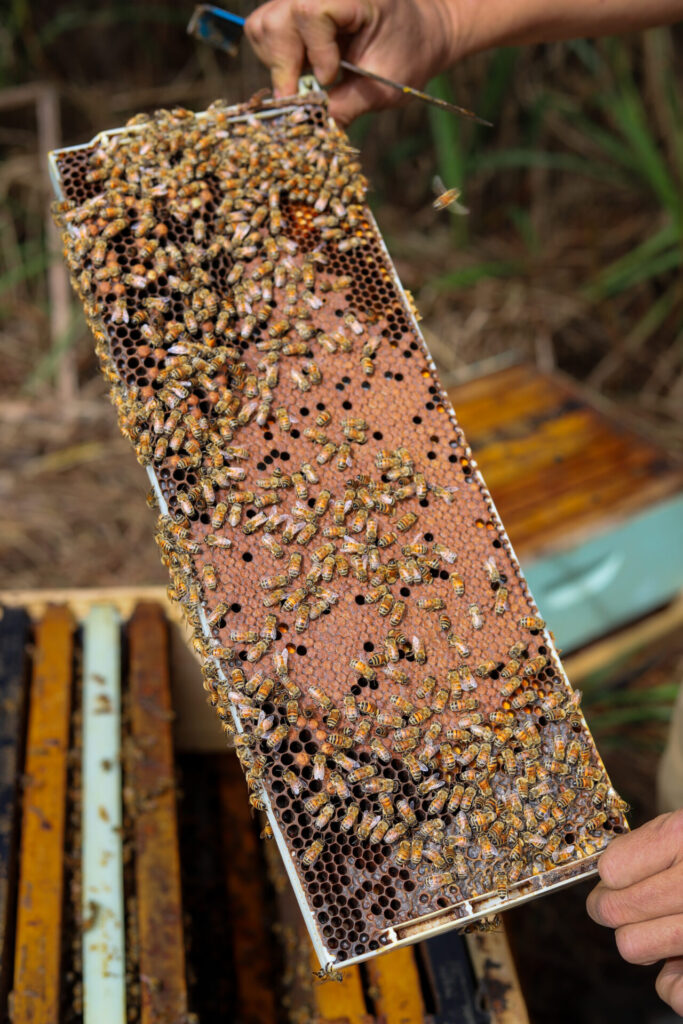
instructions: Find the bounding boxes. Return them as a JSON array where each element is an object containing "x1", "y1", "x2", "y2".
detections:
[
  {"x1": 292, "y1": 0, "x2": 371, "y2": 86},
  {"x1": 597, "y1": 811, "x2": 682, "y2": 891},
  {"x1": 246, "y1": 1, "x2": 305, "y2": 97},
  {"x1": 656, "y1": 957, "x2": 683, "y2": 1017},
  {"x1": 246, "y1": 0, "x2": 372, "y2": 98},
  {"x1": 613, "y1": 913, "x2": 683, "y2": 966},
  {"x1": 587, "y1": 861, "x2": 683, "y2": 929}
]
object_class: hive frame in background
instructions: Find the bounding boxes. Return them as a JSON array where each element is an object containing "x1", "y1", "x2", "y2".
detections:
[{"x1": 48, "y1": 83, "x2": 621, "y2": 973}]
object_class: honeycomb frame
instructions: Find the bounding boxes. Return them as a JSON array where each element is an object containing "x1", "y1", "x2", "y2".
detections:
[{"x1": 49, "y1": 86, "x2": 627, "y2": 973}]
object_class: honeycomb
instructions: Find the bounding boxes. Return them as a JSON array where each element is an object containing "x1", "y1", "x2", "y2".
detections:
[{"x1": 50, "y1": 90, "x2": 628, "y2": 972}]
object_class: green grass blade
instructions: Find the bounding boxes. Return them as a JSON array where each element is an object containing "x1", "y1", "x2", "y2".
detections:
[
  {"x1": 426, "y1": 74, "x2": 467, "y2": 244},
  {"x1": 585, "y1": 222, "x2": 679, "y2": 299},
  {"x1": 601, "y1": 87, "x2": 681, "y2": 215}
]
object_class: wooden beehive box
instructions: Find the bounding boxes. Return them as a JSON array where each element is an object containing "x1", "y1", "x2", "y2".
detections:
[{"x1": 451, "y1": 364, "x2": 683, "y2": 651}]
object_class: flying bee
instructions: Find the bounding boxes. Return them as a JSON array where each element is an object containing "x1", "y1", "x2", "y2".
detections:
[{"x1": 432, "y1": 175, "x2": 469, "y2": 215}]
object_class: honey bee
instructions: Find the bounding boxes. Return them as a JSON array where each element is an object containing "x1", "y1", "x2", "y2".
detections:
[
  {"x1": 264, "y1": 724, "x2": 288, "y2": 750},
  {"x1": 377, "y1": 792, "x2": 395, "y2": 819},
  {"x1": 468, "y1": 604, "x2": 484, "y2": 631},
  {"x1": 494, "y1": 588, "x2": 508, "y2": 616},
  {"x1": 524, "y1": 655, "x2": 548, "y2": 677},
  {"x1": 389, "y1": 601, "x2": 406, "y2": 626},
  {"x1": 410, "y1": 838, "x2": 424, "y2": 866},
  {"x1": 566, "y1": 740, "x2": 582, "y2": 766},
  {"x1": 396, "y1": 839, "x2": 412, "y2": 866},
  {"x1": 302, "y1": 839, "x2": 324, "y2": 866},
  {"x1": 473, "y1": 661, "x2": 495, "y2": 678},
  {"x1": 247, "y1": 640, "x2": 269, "y2": 663},
  {"x1": 429, "y1": 688, "x2": 448, "y2": 714},
  {"x1": 315, "y1": 804, "x2": 335, "y2": 830},
  {"x1": 341, "y1": 804, "x2": 360, "y2": 832},
  {"x1": 371, "y1": 737, "x2": 392, "y2": 763},
  {"x1": 417, "y1": 597, "x2": 445, "y2": 612},
  {"x1": 202, "y1": 563, "x2": 218, "y2": 590},
  {"x1": 348, "y1": 764, "x2": 377, "y2": 784},
  {"x1": 357, "y1": 811, "x2": 381, "y2": 842},
  {"x1": 347, "y1": 658, "x2": 375, "y2": 683},
  {"x1": 350, "y1": 718, "x2": 370, "y2": 745},
  {"x1": 404, "y1": 705, "x2": 429, "y2": 728},
  {"x1": 518, "y1": 616, "x2": 545, "y2": 631},
  {"x1": 448, "y1": 636, "x2": 471, "y2": 660},
  {"x1": 363, "y1": 777, "x2": 397, "y2": 795}
]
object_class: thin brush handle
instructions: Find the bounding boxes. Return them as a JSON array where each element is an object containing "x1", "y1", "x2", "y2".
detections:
[{"x1": 339, "y1": 59, "x2": 492, "y2": 127}]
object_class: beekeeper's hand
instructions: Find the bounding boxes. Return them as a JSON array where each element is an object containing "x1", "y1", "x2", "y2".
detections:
[
  {"x1": 245, "y1": 0, "x2": 461, "y2": 124},
  {"x1": 587, "y1": 810, "x2": 683, "y2": 1016}
]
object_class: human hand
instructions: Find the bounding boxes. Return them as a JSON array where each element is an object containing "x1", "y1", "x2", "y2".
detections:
[
  {"x1": 244, "y1": 0, "x2": 466, "y2": 124},
  {"x1": 586, "y1": 810, "x2": 683, "y2": 1016}
]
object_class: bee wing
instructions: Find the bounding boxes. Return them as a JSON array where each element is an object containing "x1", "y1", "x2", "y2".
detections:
[
  {"x1": 432, "y1": 174, "x2": 446, "y2": 197},
  {"x1": 447, "y1": 198, "x2": 470, "y2": 217}
]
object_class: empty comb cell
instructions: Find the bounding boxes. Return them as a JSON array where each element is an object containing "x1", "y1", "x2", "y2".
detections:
[{"x1": 49, "y1": 89, "x2": 628, "y2": 972}]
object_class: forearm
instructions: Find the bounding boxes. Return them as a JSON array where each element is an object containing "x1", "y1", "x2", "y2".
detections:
[{"x1": 452, "y1": 0, "x2": 683, "y2": 61}]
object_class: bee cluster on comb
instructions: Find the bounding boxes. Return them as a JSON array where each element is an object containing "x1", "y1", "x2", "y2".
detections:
[{"x1": 51, "y1": 90, "x2": 627, "y2": 971}]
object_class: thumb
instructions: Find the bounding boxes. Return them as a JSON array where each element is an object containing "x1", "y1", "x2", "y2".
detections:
[
  {"x1": 293, "y1": 0, "x2": 372, "y2": 86},
  {"x1": 327, "y1": 76, "x2": 401, "y2": 125}
]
